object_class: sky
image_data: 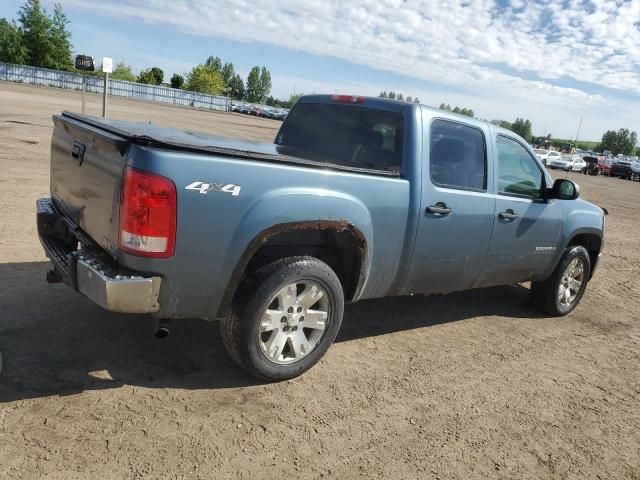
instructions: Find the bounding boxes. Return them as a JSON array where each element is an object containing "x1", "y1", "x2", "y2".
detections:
[{"x1": 2, "y1": 0, "x2": 640, "y2": 141}]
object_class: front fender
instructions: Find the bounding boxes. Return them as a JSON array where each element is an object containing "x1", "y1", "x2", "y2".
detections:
[
  {"x1": 209, "y1": 187, "x2": 374, "y2": 317},
  {"x1": 545, "y1": 199, "x2": 604, "y2": 278}
]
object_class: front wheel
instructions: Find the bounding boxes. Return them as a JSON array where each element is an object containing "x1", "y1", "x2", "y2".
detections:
[
  {"x1": 531, "y1": 246, "x2": 591, "y2": 316},
  {"x1": 221, "y1": 256, "x2": 344, "y2": 381}
]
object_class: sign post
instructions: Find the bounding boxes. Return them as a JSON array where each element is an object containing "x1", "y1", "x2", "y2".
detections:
[
  {"x1": 102, "y1": 57, "x2": 113, "y2": 118},
  {"x1": 74, "y1": 55, "x2": 95, "y2": 114},
  {"x1": 82, "y1": 75, "x2": 86, "y2": 113}
]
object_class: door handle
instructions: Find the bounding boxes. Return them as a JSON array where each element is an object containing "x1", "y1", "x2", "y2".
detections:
[
  {"x1": 426, "y1": 202, "x2": 452, "y2": 215},
  {"x1": 499, "y1": 209, "x2": 518, "y2": 221}
]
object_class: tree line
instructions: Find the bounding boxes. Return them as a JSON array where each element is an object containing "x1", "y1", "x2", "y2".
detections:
[
  {"x1": 0, "y1": 0, "x2": 275, "y2": 102},
  {"x1": 0, "y1": 0, "x2": 73, "y2": 71},
  {"x1": 378, "y1": 91, "x2": 420, "y2": 103}
]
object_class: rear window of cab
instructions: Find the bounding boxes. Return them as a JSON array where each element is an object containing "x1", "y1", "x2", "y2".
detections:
[{"x1": 275, "y1": 103, "x2": 404, "y2": 172}]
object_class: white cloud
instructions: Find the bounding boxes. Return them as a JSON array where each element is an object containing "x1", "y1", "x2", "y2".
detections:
[{"x1": 61, "y1": 0, "x2": 640, "y2": 138}]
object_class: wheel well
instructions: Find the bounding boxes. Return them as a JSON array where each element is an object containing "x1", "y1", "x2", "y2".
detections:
[
  {"x1": 568, "y1": 233, "x2": 601, "y2": 274},
  {"x1": 216, "y1": 222, "x2": 367, "y2": 317}
]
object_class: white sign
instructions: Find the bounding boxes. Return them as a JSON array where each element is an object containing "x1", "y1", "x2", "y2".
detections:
[{"x1": 102, "y1": 57, "x2": 113, "y2": 74}]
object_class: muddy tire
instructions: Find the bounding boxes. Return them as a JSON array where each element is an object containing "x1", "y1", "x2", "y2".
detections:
[
  {"x1": 531, "y1": 246, "x2": 591, "y2": 316},
  {"x1": 220, "y1": 256, "x2": 344, "y2": 381}
]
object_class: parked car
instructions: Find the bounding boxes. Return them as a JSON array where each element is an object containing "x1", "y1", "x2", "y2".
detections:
[
  {"x1": 546, "y1": 151, "x2": 563, "y2": 164},
  {"x1": 597, "y1": 156, "x2": 613, "y2": 175},
  {"x1": 548, "y1": 154, "x2": 575, "y2": 171},
  {"x1": 610, "y1": 158, "x2": 633, "y2": 179},
  {"x1": 571, "y1": 156, "x2": 587, "y2": 172},
  {"x1": 631, "y1": 160, "x2": 640, "y2": 181},
  {"x1": 534, "y1": 149, "x2": 550, "y2": 165},
  {"x1": 37, "y1": 95, "x2": 605, "y2": 380},
  {"x1": 581, "y1": 156, "x2": 600, "y2": 176}
]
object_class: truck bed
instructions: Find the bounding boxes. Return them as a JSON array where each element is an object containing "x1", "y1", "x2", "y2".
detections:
[{"x1": 58, "y1": 112, "x2": 399, "y2": 177}]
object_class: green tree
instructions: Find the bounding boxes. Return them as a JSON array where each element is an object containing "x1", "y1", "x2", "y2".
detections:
[
  {"x1": 0, "y1": 19, "x2": 27, "y2": 64},
  {"x1": 388, "y1": 91, "x2": 396, "y2": 100},
  {"x1": 170, "y1": 73, "x2": 184, "y2": 89},
  {"x1": 137, "y1": 67, "x2": 163, "y2": 85},
  {"x1": 185, "y1": 64, "x2": 225, "y2": 95},
  {"x1": 599, "y1": 128, "x2": 638, "y2": 155},
  {"x1": 205, "y1": 55, "x2": 222, "y2": 73},
  {"x1": 397, "y1": 93, "x2": 404, "y2": 101},
  {"x1": 228, "y1": 73, "x2": 245, "y2": 100},
  {"x1": 18, "y1": 0, "x2": 53, "y2": 68},
  {"x1": 441, "y1": 103, "x2": 473, "y2": 117},
  {"x1": 109, "y1": 61, "x2": 136, "y2": 81},
  {"x1": 414, "y1": 98, "x2": 420, "y2": 103},
  {"x1": 379, "y1": 91, "x2": 388, "y2": 98},
  {"x1": 406, "y1": 96, "x2": 412, "y2": 102},
  {"x1": 221, "y1": 62, "x2": 235, "y2": 87},
  {"x1": 259, "y1": 66, "x2": 272, "y2": 101},
  {"x1": 245, "y1": 66, "x2": 262, "y2": 102},
  {"x1": 49, "y1": 3, "x2": 72, "y2": 70},
  {"x1": 511, "y1": 118, "x2": 533, "y2": 142}
]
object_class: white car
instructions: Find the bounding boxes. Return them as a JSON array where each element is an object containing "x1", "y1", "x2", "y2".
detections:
[
  {"x1": 547, "y1": 155, "x2": 586, "y2": 172},
  {"x1": 571, "y1": 156, "x2": 587, "y2": 172},
  {"x1": 534, "y1": 149, "x2": 550, "y2": 164},
  {"x1": 546, "y1": 151, "x2": 563, "y2": 165}
]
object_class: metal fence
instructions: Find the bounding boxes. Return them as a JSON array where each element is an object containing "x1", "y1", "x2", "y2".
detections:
[{"x1": 0, "y1": 62, "x2": 230, "y2": 112}]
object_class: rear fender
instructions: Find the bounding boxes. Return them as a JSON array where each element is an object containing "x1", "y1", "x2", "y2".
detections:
[{"x1": 210, "y1": 188, "x2": 373, "y2": 317}]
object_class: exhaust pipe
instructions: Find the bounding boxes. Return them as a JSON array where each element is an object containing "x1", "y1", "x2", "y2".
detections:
[{"x1": 154, "y1": 320, "x2": 170, "y2": 339}]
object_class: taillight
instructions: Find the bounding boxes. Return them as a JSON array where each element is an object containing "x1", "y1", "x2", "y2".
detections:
[
  {"x1": 330, "y1": 94, "x2": 365, "y2": 103},
  {"x1": 119, "y1": 167, "x2": 176, "y2": 258}
]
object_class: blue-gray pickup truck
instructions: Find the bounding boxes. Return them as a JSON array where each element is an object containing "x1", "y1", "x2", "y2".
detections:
[{"x1": 37, "y1": 94, "x2": 605, "y2": 380}]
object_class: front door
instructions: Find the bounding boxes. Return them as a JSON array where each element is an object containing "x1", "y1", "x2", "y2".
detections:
[
  {"x1": 404, "y1": 118, "x2": 496, "y2": 295},
  {"x1": 476, "y1": 134, "x2": 562, "y2": 287}
]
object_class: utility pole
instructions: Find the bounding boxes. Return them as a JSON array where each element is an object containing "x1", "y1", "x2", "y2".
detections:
[{"x1": 575, "y1": 117, "x2": 583, "y2": 145}]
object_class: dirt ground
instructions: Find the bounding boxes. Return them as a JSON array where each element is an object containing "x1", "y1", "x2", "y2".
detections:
[{"x1": 0, "y1": 81, "x2": 638, "y2": 479}]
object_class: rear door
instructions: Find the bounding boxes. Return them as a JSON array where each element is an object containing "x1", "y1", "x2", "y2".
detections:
[
  {"x1": 476, "y1": 134, "x2": 562, "y2": 287},
  {"x1": 404, "y1": 117, "x2": 496, "y2": 294}
]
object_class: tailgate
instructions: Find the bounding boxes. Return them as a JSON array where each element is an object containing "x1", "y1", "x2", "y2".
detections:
[{"x1": 50, "y1": 114, "x2": 130, "y2": 257}]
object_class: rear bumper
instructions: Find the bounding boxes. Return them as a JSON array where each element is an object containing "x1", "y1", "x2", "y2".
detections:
[{"x1": 37, "y1": 198, "x2": 161, "y2": 314}]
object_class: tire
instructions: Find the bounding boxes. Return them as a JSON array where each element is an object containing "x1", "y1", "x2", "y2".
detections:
[
  {"x1": 220, "y1": 256, "x2": 344, "y2": 381},
  {"x1": 531, "y1": 245, "x2": 591, "y2": 316}
]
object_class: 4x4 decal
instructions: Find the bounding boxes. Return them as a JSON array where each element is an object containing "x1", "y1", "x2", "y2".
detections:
[{"x1": 185, "y1": 181, "x2": 241, "y2": 196}]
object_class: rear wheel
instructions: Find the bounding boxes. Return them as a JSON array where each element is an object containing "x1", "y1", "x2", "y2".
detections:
[
  {"x1": 221, "y1": 256, "x2": 344, "y2": 381},
  {"x1": 531, "y1": 246, "x2": 591, "y2": 316}
]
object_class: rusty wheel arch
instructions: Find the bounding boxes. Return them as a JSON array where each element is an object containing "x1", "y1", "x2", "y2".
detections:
[{"x1": 215, "y1": 220, "x2": 368, "y2": 319}]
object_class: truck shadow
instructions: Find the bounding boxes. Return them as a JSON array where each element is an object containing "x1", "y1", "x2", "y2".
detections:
[{"x1": 0, "y1": 261, "x2": 545, "y2": 402}]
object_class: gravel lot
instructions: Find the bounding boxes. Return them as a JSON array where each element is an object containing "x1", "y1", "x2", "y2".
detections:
[{"x1": 0, "y1": 81, "x2": 638, "y2": 479}]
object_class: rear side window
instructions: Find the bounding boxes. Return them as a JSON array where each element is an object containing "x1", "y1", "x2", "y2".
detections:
[
  {"x1": 430, "y1": 119, "x2": 486, "y2": 190},
  {"x1": 275, "y1": 103, "x2": 404, "y2": 172}
]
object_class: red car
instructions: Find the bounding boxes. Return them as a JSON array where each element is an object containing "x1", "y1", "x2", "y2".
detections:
[{"x1": 597, "y1": 156, "x2": 613, "y2": 175}]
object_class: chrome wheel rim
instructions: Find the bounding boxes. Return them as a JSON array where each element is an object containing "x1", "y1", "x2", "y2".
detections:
[
  {"x1": 259, "y1": 282, "x2": 329, "y2": 365},
  {"x1": 558, "y1": 257, "x2": 585, "y2": 309}
]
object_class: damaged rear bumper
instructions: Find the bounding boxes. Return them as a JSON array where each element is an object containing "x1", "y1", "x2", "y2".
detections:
[{"x1": 37, "y1": 198, "x2": 161, "y2": 313}]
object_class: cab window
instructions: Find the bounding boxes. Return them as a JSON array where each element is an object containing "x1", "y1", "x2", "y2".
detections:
[
  {"x1": 496, "y1": 136, "x2": 543, "y2": 198},
  {"x1": 430, "y1": 119, "x2": 486, "y2": 191}
]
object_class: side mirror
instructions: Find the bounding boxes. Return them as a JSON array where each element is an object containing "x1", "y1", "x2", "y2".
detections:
[{"x1": 550, "y1": 178, "x2": 580, "y2": 200}]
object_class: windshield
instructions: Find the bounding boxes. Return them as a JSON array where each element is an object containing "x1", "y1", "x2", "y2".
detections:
[{"x1": 275, "y1": 103, "x2": 404, "y2": 172}]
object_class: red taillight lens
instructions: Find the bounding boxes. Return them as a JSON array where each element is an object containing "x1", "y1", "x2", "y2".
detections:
[
  {"x1": 330, "y1": 94, "x2": 365, "y2": 103},
  {"x1": 119, "y1": 167, "x2": 176, "y2": 258}
]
